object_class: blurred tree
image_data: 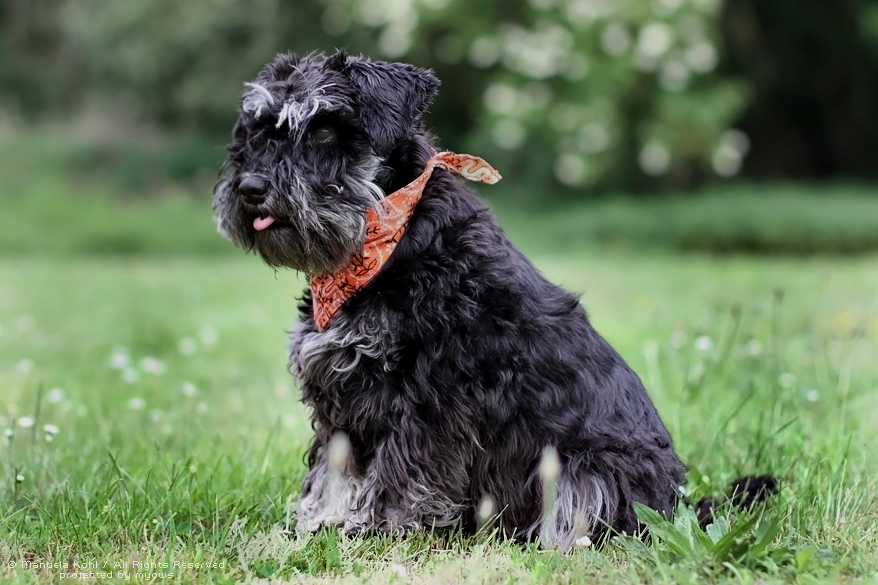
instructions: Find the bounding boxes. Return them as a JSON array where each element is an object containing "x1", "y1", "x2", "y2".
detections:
[
  {"x1": 58, "y1": 0, "x2": 339, "y2": 132},
  {"x1": 722, "y1": 0, "x2": 878, "y2": 180},
  {"x1": 2, "y1": 0, "x2": 876, "y2": 197},
  {"x1": 322, "y1": 0, "x2": 750, "y2": 197},
  {"x1": 0, "y1": 0, "x2": 82, "y2": 116}
]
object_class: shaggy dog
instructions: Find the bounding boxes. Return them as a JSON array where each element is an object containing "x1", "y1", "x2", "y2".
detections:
[{"x1": 214, "y1": 50, "x2": 774, "y2": 549}]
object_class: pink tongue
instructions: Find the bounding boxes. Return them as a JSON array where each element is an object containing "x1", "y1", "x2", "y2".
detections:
[{"x1": 253, "y1": 216, "x2": 276, "y2": 231}]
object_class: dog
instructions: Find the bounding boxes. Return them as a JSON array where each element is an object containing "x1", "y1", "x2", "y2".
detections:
[{"x1": 214, "y1": 50, "x2": 775, "y2": 549}]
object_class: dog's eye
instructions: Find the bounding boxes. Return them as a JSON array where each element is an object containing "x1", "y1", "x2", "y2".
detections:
[{"x1": 311, "y1": 126, "x2": 336, "y2": 144}]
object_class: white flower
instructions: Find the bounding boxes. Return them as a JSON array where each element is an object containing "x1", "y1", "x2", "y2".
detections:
[
  {"x1": 659, "y1": 60, "x2": 690, "y2": 91},
  {"x1": 178, "y1": 337, "x2": 198, "y2": 356},
  {"x1": 140, "y1": 357, "x2": 165, "y2": 375},
  {"x1": 577, "y1": 123, "x2": 610, "y2": 153},
  {"x1": 199, "y1": 327, "x2": 218, "y2": 346},
  {"x1": 575, "y1": 535, "x2": 593, "y2": 547},
  {"x1": 686, "y1": 41, "x2": 718, "y2": 73},
  {"x1": 128, "y1": 397, "x2": 146, "y2": 411},
  {"x1": 554, "y1": 153, "x2": 589, "y2": 186},
  {"x1": 122, "y1": 368, "x2": 139, "y2": 383},
  {"x1": 4, "y1": 429, "x2": 13, "y2": 439},
  {"x1": 694, "y1": 336, "x2": 713, "y2": 352},
  {"x1": 491, "y1": 120, "x2": 526, "y2": 150},
  {"x1": 805, "y1": 389, "x2": 819, "y2": 403},
  {"x1": 182, "y1": 382, "x2": 198, "y2": 397},
  {"x1": 637, "y1": 22, "x2": 673, "y2": 59},
  {"x1": 601, "y1": 23, "x2": 631, "y2": 56},
  {"x1": 539, "y1": 446, "x2": 561, "y2": 483},
  {"x1": 670, "y1": 330, "x2": 686, "y2": 349},
  {"x1": 17, "y1": 359, "x2": 34, "y2": 373},
  {"x1": 195, "y1": 402, "x2": 208, "y2": 414},
  {"x1": 109, "y1": 348, "x2": 130, "y2": 369},
  {"x1": 639, "y1": 142, "x2": 671, "y2": 176},
  {"x1": 563, "y1": 53, "x2": 590, "y2": 80},
  {"x1": 46, "y1": 388, "x2": 66, "y2": 403},
  {"x1": 652, "y1": 0, "x2": 683, "y2": 15},
  {"x1": 477, "y1": 495, "x2": 496, "y2": 523},
  {"x1": 779, "y1": 373, "x2": 796, "y2": 388},
  {"x1": 150, "y1": 410, "x2": 163, "y2": 423},
  {"x1": 16, "y1": 474, "x2": 24, "y2": 483},
  {"x1": 483, "y1": 83, "x2": 519, "y2": 115},
  {"x1": 712, "y1": 144, "x2": 743, "y2": 177},
  {"x1": 745, "y1": 340, "x2": 763, "y2": 356},
  {"x1": 390, "y1": 564, "x2": 407, "y2": 578},
  {"x1": 43, "y1": 424, "x2": 59, "y2": 436},
  {"x1": 16, "y1": 416, "x2": 34, "y2": 428},
  {"x1": 469, "y1": 37, "x2": 500, "y2": 68},
  {"x1": 328, "y1": 432, "x2": 352, "y2": 471}
]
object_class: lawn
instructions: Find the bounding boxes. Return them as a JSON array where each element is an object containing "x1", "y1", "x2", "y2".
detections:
[{"x1": 1, "y1": 246, "x2": 876, "y2": 583}]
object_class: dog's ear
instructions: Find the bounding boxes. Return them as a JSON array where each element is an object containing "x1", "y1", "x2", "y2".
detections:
[{"x1": 327, "y1": 51, "x2": 439, "y2": 157}]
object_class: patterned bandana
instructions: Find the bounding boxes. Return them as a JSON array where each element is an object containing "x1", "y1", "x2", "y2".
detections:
[{"x1": 310, "y1": 150, "x2": 502, "y2": 331}]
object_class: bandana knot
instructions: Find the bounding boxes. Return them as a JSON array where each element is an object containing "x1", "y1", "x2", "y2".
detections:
[{"x1": 309, "y1": 150, "x2": 501, "y2": 331}]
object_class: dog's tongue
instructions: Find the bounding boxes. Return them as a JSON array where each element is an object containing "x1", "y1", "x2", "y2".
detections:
[{"x1": 253, "y1": 216, "x2": 276, "y2": 231}]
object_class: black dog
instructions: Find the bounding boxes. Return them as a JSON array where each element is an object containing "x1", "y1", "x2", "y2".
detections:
[{"x1": 214, "y1": 51, "x2": 773, "y2": 548}]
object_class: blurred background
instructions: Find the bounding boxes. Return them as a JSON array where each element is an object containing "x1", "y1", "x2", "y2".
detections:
[
  {"x1": 2, "y1": 0, "x2": 878, "y2": 254},
  {"x1": 2, "y1": 4, "x2": 877, "y2": 567}
]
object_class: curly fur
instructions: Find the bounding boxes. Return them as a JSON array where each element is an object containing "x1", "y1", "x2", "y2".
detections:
[{"x1": 215, "y1": 50, "x2": 774, "y2": 549}]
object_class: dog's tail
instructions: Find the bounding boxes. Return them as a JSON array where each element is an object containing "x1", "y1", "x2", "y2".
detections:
[{"x1": 693, "y1": 474, "x2": 779, "y2": 527}]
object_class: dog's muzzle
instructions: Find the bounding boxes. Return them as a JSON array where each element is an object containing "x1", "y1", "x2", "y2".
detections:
[
  {"x1": 238, "y1": 173, "x2": 270, "y2": 206},
  {"x1": 236, "y1": 173, "x2": 278, "y2": 231}
]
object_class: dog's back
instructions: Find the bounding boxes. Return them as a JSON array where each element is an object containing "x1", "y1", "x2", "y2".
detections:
[{"x1": 293, "y1": 157, "x2": 686, "y2": 546}]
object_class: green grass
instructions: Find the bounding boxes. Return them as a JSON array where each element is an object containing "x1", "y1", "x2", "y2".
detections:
[{"x1": 1, "y1": 251, "x2": 877, "y2": 584}]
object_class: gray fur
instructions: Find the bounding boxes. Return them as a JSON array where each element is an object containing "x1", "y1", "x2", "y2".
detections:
[{"x1": 289, "y1": 311, "x2": 400, "y2": 389}]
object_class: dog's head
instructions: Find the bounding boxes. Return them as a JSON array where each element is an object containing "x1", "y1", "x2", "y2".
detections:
[{"x1": 214, "y1": 51, "x2": 439, "y2": 274}]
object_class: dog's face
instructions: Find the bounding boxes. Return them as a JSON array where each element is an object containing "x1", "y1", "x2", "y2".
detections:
[{"x1": 214, "y1": 51, "x2": 439, "y2": 274}]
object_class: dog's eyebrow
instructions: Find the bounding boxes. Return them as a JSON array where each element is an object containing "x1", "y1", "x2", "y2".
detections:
[
  {"x1": 276, "y1": 98, "x2": 323, "y2": 132},
  {"x1": 275, "y1": 93, "x2": 352, "y2": 135},
  {"x1": 241, "y1": 82, "x2": 275, "y2": 119}
]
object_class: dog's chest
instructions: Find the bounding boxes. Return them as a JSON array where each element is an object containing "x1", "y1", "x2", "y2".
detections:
[{"x1": 288, "y1": 310, "x2": 401, "y2": 393}]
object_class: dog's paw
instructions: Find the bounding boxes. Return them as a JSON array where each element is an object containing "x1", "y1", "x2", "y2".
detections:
[
  {"x1": 343, "y1": 518, "x2": 418, "y2": 539},
  {"x1": 343, "y1": 523, "x2": 370, "y2": 539}
]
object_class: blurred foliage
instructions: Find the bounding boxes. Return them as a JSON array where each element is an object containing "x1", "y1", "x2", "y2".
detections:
[
  {"x1": 320, "y1": 0, "x2": 878, "y2": 194},
  {"x1": 326, "y1": 0, "x2": 748, "y2": 194},
  {"x1": 5, "y1": 129, "x2": 878, "y2": 257},
  {"x1": 1, "y1": 0, "x2": 877, "y2": 197}
]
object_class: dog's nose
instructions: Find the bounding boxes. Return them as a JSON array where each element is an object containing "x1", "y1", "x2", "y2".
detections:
[{"x1": 238, "y1": 174, "x2": 269, "y2": 205}]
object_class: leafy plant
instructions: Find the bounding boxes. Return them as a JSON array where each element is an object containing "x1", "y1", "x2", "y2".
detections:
[{"x1": 622, "y1": 501, "x2": 809, "y2": 577}]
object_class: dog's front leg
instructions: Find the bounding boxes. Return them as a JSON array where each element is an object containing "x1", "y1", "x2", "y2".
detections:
[
  {"x1": 344, "y1": 430, "x2": 468, "y2": 537},
  {"x1": 297, "y1": 434, "x2": 362, "y2": 533}
]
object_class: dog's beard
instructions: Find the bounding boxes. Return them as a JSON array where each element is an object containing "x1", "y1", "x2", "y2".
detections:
[{"x1": 214, "y1": 156, "x2": 385, "y2": 275}]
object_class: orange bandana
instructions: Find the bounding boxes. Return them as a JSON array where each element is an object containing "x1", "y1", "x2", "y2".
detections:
[{"x1": 310, "y1": 151, "x2": 502, "y2": 331}]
